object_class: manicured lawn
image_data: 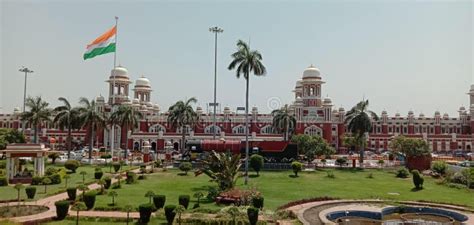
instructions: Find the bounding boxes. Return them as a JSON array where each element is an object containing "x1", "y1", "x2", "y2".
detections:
[
  {"x1": 0, "y1": 163, "x2": 135, "y2": 201},
  {"x1": 46, "y1": 217, "x2": 167, "y2": 225},
  {"x1": 93, "y1": 168, "x2": 474, "y2": 211}
]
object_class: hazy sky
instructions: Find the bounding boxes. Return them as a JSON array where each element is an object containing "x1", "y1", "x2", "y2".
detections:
[{"x1": 1, "y1": 0, "x2": 472, "y2": 116}]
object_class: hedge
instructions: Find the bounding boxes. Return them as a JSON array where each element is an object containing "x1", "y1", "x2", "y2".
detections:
[
  {"x1": 247, "y1": 207, "x2": 259, "y2": 225},
  {"x1": 0, "y1": 176, "x2": 8, "y2": 186},
  {"x1": 178, "y1": 195, "x2": 190, "y2": 209},
  {"x1": 94, "y1": 171, "x2": 104, "y2": 180},
  {"x1": 55, "y1": 200, "x2": 70, "y2": 220},
  {"x1": 64, "y1": 160, "x2": 80, "y2": 173},
  {"x1": 112, "y1": 163, "x2": 121, "y2": 173},
  {"x1": 126, "y1": 172, "x2": 137, "y2": 184},
  {"x1": 252, "y1": 196, "x2": 264, "y2": 209},
  {"x1": 83, "y1": 191, "x2": 97, "y2": 209},
  {"x1": 31, "y1": 176, "x2": 43, "y2": 185},
  {"x1": 103, "y1": 177, "x2": 112, "y2": 189},
  {"x1": 164, "y1": 205, "x2": 177, "y2": 225},
  {"x1": 25, "y1": 186, "x2": 36, "y2": 199},
  {"x1": 138, "y1": 203, "x2": 153, "y2": 224},
  {"x1": 153, "y1": 195, "x2": 166, "y2": 209},
  {"x1": 67, "y1": 187, "x2": 77, "y2": 201}
]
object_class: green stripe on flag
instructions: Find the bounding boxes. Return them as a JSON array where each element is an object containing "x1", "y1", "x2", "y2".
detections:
[{"x1": 83, "y1": 43, "x2": 116, "y2": 60}]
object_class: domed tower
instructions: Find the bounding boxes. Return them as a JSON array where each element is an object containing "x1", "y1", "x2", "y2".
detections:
[
  {"x1": 301, "y1": 65, "x2": 325, "y2": 108},
  {"x1": 293, "y1": 80, "x2": 303, "y2": 99},
  {"x1": 133, "y1": 76, "x2": 152, "y2": 105},
  {"x1": 107, "y1": 65, "x2": 132, "y2": 105}
]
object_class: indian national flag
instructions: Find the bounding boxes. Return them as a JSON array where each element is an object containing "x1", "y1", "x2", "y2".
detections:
[{"x1": 83, "y1": 26, "x2": 116, "y2": 60}]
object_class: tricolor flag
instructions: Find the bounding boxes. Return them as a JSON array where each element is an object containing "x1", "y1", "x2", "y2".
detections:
[{"x1": 83, "y1": 26, "x2": 116, "y2": 60}]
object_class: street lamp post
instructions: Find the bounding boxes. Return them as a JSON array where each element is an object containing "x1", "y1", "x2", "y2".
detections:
[
  {"x1": 19, "y1": 66, "x2": 34, "y2": 133},
  {"x1": 209, "y1": 26, "x2": 223, "y2": 140}
]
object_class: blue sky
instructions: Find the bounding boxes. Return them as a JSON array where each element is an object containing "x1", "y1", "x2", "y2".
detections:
[{"x1": 1, "y1": 0, "x2": 472, "y2": 116}]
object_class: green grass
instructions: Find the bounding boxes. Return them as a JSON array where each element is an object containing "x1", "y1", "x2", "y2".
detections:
[
  {"x1": 0, "y1": 163, "x2": 135, "y2": 201},
  {"x1": 46, "y1": 217, "x2": 167, "y2": 225},
  {"x1": 92, "y1": 168, "x2": 474, "y2": 211}
]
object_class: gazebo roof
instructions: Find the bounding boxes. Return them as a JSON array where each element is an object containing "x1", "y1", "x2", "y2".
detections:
[{"x1": 1, "y1": 143, "x2": 59, "y2": 156}]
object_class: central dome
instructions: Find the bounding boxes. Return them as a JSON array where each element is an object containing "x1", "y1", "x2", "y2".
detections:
[{"x1": 302, "y1": 64, "x2": 321, "y2": 79}]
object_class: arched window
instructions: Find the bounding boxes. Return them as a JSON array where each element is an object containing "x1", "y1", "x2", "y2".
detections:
[
  {"x1": 310, "y1": 87, "x2": 315, "y2": 96},
  {"x1": 260, "y1": 125, "x2": 274, "y2": 134},
  {"x1": 149, "y1": 124, "x2": 166, "y2": 133},
  {"x1": 204, "y1": 125, "x2": 221, "y2": 134},
  {"x1": 304, "y1": 125, "x2": 322, "y2": 136},
  {"x1": 232, "y1": 125, "x2": 247, "y2": 134},
  {"x1": 177, "y1": 125, "x2": 193, "y2": 134}
]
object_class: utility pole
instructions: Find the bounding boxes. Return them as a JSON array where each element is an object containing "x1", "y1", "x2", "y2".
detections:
[
  {"x1": 209, "y1": 26, "x2": 223, "y2": 140},
  {"x1": 19, "y1": 66, "x2": 34, "y2": 133}
]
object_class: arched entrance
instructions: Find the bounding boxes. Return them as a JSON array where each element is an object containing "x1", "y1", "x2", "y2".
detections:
[
  {"x1": 173, "y1": 142, "x2": 179, "y2": 151},
  {"x1": 134, "y1": 142, "x2": 139, "y2": 151},
  {"x1": 151, "y1": 142, "x2": 157, "y2": 151}
]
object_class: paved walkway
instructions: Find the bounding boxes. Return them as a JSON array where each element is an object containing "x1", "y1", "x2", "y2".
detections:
[{"x1": 1, "y1": 168, "x2": 141, "y2": 223}]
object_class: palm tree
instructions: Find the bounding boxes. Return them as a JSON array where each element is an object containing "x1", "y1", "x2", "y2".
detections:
[
  {"x1": 110, "y1": 105, "x2": 143, "y2": 160},
  {"x1": 344, "y1": 100, "x2": 378, "y2": 165},
  {"x1": 167, "y1": 98, "x2": 198, "y2": 152},
  {"x1": 271, "y1": 104, "x2": 296, "y2": 141},
  {"x1": 228, "y1": 39, "x2": 266, "y2": 185},
  {"x1": 78, "y1": 97, "x2": 106, "y2": 163},
  {"x1": 54, "y1": 97, "x2": 81, "y2": 159},
  {"x1": 195, "y1": 151, "x2": 242, "y2": 191},
  {"x1": 21, "y1": 96, "x2": 52, "y2": 143}
]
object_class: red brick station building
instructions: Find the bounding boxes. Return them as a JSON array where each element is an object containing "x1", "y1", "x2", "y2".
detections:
[{"x1": 1, "y1": 65, "x2": 473, "y2": 153}]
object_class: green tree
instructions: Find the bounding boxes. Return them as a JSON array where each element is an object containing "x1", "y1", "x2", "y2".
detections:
[
  {"x1": 193, "y1": 191, "x2": 204, "y2": 206},
  {"x1": 179, "y1": 162, "x2": 192, "y2": 175},
  {"x1": 272, "y1": 104, "x2": 296, "y2": 141},
  {"x1": 110, "y1": 105, "x2": 143, "y2": 157},
  {"x1": 228, "y1": 39, "x2": 267, "y2": 185},
  {"x1": 250, "y1": 154, "x2": 264, "y2": 176},
  {"x1": 42, "y1": 177, "x2": 52, "y2": 193},
  {"x1": 71, "y1": 202, "x2": 86, "y2": 225},
  {"x1": 174, "y1": 205, "x2": 186, "y2": 225},
  {"x1": 390, "y1": 136, "x2": 430, "y2": 157},
  {"x1": 54, "y1": 97, "x2": 82, "y2": 159},
  {"x1": 108, "y1": 190, "x2": 118, "y2": 205},
  {"x1": 124, "y1": 204, "x2": 133, "y2": 225},
  {"x1": 97, "y1": 179, "x2": 105, "y2": 194},
  {"x1": 20, "y1": 96, "x2": 52, "y2": 143},
  {"x1": 195, "y1": 151, "x2": 242, "y2": 191},
  {"x1": 344, "y1": 100, "x2": 378, "y2": 165},
  {"x1": 145, "y1": 190, "x2": 155, "y2": 204},
  {"x1": 79, "y1": 171, "x2": 87, "y2": 184},
  {"x1": 0, "y1": 128, "x2": 25, "y2": 150},
  {"x1": 48, "y1": 153, "x2": 60, "y2": 164},
  {"x1": 291, "y1": 161, "x2": 303, "y2": 177},
  {"x1": 292, "y1": 134, "x2": 335, "y2": 163},
  {"x1": 64, "y1": 174, "x2": 71, "y2": 188},
  {"x1": 77, "y1": 97, "x2": 106, "y2": 163},
  {"x1": 13, "y1": 183, "x2": 24, "y2": 203},
  {"x1": 167, "y1": 98, "x2": 198, "y2": 152},
  {"x1": 77, "y1": 184, "x2": 89, "y2": 200}
]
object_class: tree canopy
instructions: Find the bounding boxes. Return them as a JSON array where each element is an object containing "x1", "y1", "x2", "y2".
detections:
[
  {"x1": 389, "y1": 136, "x2": 431, "y2": 157},
  {"x1": 291, "y1": 134, "x2": 335, "y2": 162},
  {"x1": 0, "y1": 128, "x2": 25, "y2": 150}
]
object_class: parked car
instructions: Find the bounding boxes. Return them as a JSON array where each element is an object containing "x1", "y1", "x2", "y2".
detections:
[{"x1": 457, "y1": 161, "x2": 474, "y2": 167}]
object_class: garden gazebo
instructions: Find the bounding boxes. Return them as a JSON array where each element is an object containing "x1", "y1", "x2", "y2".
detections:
[{"x1": 1, "y1": 143, "x2": 54, "y2": 184}]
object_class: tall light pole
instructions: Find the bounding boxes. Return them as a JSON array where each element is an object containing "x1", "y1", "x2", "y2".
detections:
[
  {"x1": 209, "y1": 26, "x2": 223, "y2": 140},
  {"x1": 19, "y1": 66, "x2": 34, "y2": 132}
]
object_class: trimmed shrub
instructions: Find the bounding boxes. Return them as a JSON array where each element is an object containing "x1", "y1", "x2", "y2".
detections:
[
  {"x1": 247, "y1": 207, "x2": 259, "y2": 225},
  {"x1": 25, "y1": 186, "x2": 36, "y2": 199},
  {"x1": 153, "y1": 195, "x2": 166, "y2": 209},
  {"x1": 31, "y1": 176, "x2": 43, "y2": 185},
  {"x1": 252, "y1": 196, "x2": 264, "y2": 209},
  {"x1": 178, "y1": 195, "x2": 190, "y2": 209},
  {"x1": 0, "y1": 176, "x2": 8, "y2": 186},
  {"x1": 396, "y1": 168, "x2": 410, "y2": 178},
  {"x1": 103, "y1": 177, "x2": 112, "y2": 189},
  {"x1": 250, "y1": 154, "x2": 264, "y2": 176},
  {"x1": 126, "y1": 172, "x2": 137, "y2": 184},
  {"x1": 83, "y1": 191, "x2": 97, "y2": 209},
  {"x1": 291, "y1": 161, "x2": 303, "y2": 177},
  {"x1": 94, "y1": 168, "x2": 104, "y2": 180},
  {"x1": 64, "y1": 160, "x2": 80, "y2": 173},
  {"x1": 45, "y1": 167, "x2": 59, "y2": 176},
  {"x1": 431, "y1": 161, "x2": 448, "y2": 175},
  {"x1": 67, "y1": 187, "x2": 77, "y2": 201},
  {"x1": 179, "y1": 162, "x2": 192, "y2": 175},
  {"x1": 412, "y1": 170, "x2": 424, "y2": 189},
  {"x1": 55, "y1": 200, "x2": 70, "y2": 220},
  {"x1": 0, "y1": 161, "x2": 5, "y2": 169},
  {"x1": 164, "y1": 205, "x2": 177, "y2": 225},
  {"x1": 138, "y1": 203, "x2": 153, "y2": 224},
  {"x1": 112, "y1": 163, "x2": 121, "y2": 173},
  {"x1": 335, "y1": 157, "x2": 347, "y2": 167},
  {"x1": 49, "y1": 173, "x2": 62, "y2": 184}
]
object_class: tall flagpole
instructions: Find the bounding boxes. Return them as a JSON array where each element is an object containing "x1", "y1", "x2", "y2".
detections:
[{"x1": 111, "y1": 16, "x2": 118, "y2": 158}]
